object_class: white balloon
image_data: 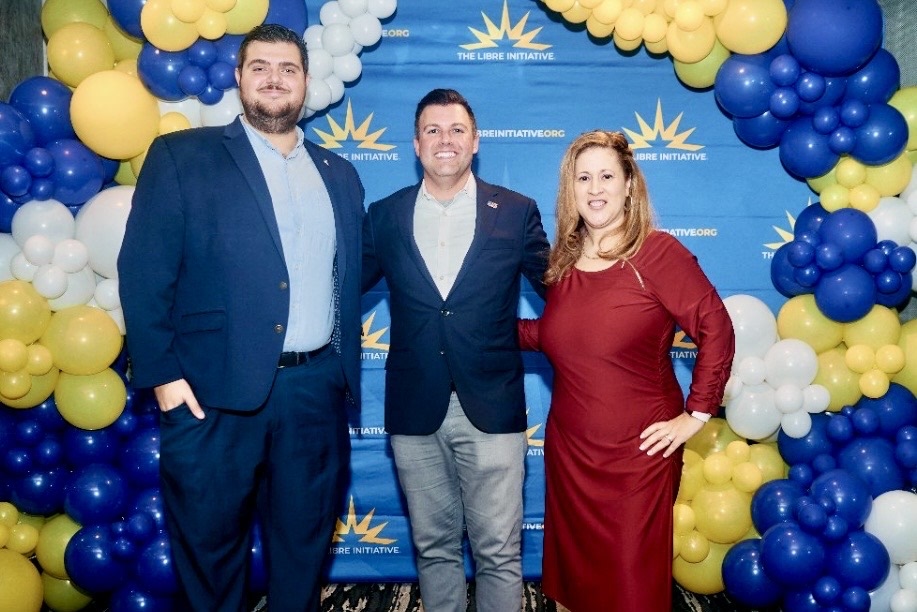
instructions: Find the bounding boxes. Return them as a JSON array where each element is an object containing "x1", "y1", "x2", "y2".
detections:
[
  {"x1": 11, "y1": 199, "x2": 75, "y2": 247},
  {"x1": 53, "y1": 239, "x2": 89, "y2": 273},
  {"x1": 200, "y1": 87, "x2": 242, "y2": 127},
  {"x1": 723, "y1": 294, "x2": 777, "y2": 364},
  {"x1": 903, "y1": 562, "x2": 917, "y2": 591},
  {"x1": 308, "y1": 48, "x2": 335, "y2": 80},
  {"x1": 304, "y1": 24, "x2": 325, "y2": 50},
  {"x1": 865, "y1": 490, "x2": 917, "y2": 565},
  {"x1": 94, "y1": 277, "x2": 121, "y2": 311},
  {"x1": 22, "y1": 235, "x2": 55, "y2": 265},
  {"x1": 352, "y1": 42, "x2": 364, "y2": 55},
  {"x1": 10, "y1": 253, "x2": 38, "y2": 281},
  {"x1": 47, "y1": 266, "x2": 96, "y2": 310},
  {"x1": 349, "y1": 13, "x2": 382, "y2": 47},
  {"x1": 724, "y1": 383, "x2": 781, "y2": 441},
  {"x1": 722, "y1": 374, "x2": 743, "y2": 403},
  {"x1": 367, "y1": 0, "x2": 396, "y2": 19},
  {"x1": 158, "y1": 98, "x2": 202, "y2": 128},
  {"x1": 305, "y1": 79, "x2": 333, "y2": 112},
  {"x1": 333, "y1": 53, "x2": 363, "y2": 82},
  {"x1": 868, "y1": 196, "x2": 913, "y2": 247},
  {"x1": 774, "y1": 383, "x2": 804, "y2": 414},
  {"x1": 74, "y1": 185, "x2": 134, "y2": 279},
  {"x1": 32, "y1": 264, "x2": 68, "y2": 299},
  {"x1": 325, "y1": 74, "x2": 345, "y2": 105},
  {"x1": 105, "y1": 306, "x2": 126, "y2": 335},
  {"x1": 338, "y1": 0, "x2": 369, "y2": 18},
  {"x1": 0, "y1": 233, "x2": 20, "y2": 282},
  {"x1": 870, "y1": 563, "x2": 901, "y2": 612},
  {"x1": 736, "y1": 356, "x2": 767, "y2": 386},
  {"x1": 891, "y1": 589, "x2": 917, "y2": 612},
  {"x1": 764, "y1": 338, "x2": 818, "y2": 388},
  {"x1": 803, "y1": 384, "x2": 830, "y2": 413},
  {"x1": 322, "y1": 23, "x2": 356, "y2": 57},
  {"x1": 780, "y1": 410, "x2": 812, "y2": 438},
  {"x1": 320, "y1": 1, "x2": 350, "y2": 25}
]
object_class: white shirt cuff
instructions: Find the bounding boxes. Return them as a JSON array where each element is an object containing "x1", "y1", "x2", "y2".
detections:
[{"x1": 689, "y1": 411, "x2": 712, "y2": 422}]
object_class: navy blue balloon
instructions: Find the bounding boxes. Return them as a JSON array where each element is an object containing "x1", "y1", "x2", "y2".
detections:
[
  {"x1": 8, "y1": 76, "x2": 76, "y2": 145},
  {"x1": 119, "y1": 427, "x2": 161, "y2": 490},
  {"x1": 814, "y1": 263, "x2": 876, "y2": 323},
  {"x1": 64, "y1": 427, "x2": 118, "y2": 467},
  {"x1": 812, "y1": 575, "x2": 842, "y2": 606},
  {"x1": 828, "y1": 530, "x2": 889, "y2": 591},
  {"x1": 896, "y1": 440, "x2": 917, "y2": 469},
  {"x1": 795, "y1": 202, "x2": 829, "y2": 236},
  {"x1": 214, "y1": 34, "x2": 244, "y2": 66},
  {"x1": 178, "y1": 65, "x2": 208, "y2": 97},
  {"x1": 778, "y1": 412, "x2": 833, "y2": 465},
  {"x1": 131, "y1": 488, "x2": 167, "y2": 530},
  {"x1": 46, "y1": 139, "x2": 104, "y2": 205},
  {"x1": 771, "y1": 242, "x2": 809, "y2": 297},
  {"x1": 786, "y1": 0, "x2": 882, "y2": 77},
  {"x1": 841, "y1": 99, "x2": 869, "y2": 128},
  {"x1": 186, "y1": 39, "x2": 218, "y2": 68},
  {"x1": 722, "y1": 538, "x2": 784, "y2": 608},
  {"x1": 0, "y1": 191, "x2": 20, "y2": 232},
  {"x1": 714, "y1": 54, "x2": 776, "y2": 118},
  {"x1": 109, "y1": 583, "x2": 174, "y2": 612},
  {"x1": 829, "y1": 126, "x2": 856, "y2": 155},
  {"x1": 889, "y1": 246, "x2": 917, "y2": 273},
  {"x1": 4, "y1": 448, "x2": 33, "y2": 476},
  {"x1": 137, "y1": 44, "x2": 188, "y2": 102},
  {"x1": 809, "y1": 468, "x2": 872, "y2": 529},
  {"x1": 812, "y1": 107, "x2": 840, "y2": 135},
  {"x1": 875, "y1": 272, "x2": 911, "y2": 307},
  {"x1": 788, "y1": 463, "x2": 814, "y2": 487},
  {"x1": 65, "y1": 525, "x2": 128, "y2": 593},
  {"x1": 0, "y1": 102, "x2": 36, "y2": 167},
  {"x1": 770, "y1": 54, "x2": 801, "y2": 87},
  {"x1": 22, "y1": 147, "x2": 54, "y2": 177},
  {"x1": 751, "y1": 479, "x2": 806, "y2": 534},
  {"x1": 826, "y1": 414, "x2": 854, "y2": 444},
  {"x1": 733, "y1": 111, "x2": 790, "y2": 148},
  {"x1": 841, "y1": 586, "x2": 871, "y2": 611},
  {"x1": 64, "y1": 463, "x2": 128, "y2": 525},
  {"x1": 264, "y1": 0, "x2": 309, "y2": 36},
  {"x1": 837, "y1": 437, "x2": 905, "y2": 496},
  {"x1": 818, "y1": 207, "x2": 877, "y2": 264},
  {"x1": 761, "y1": 523, "x2": 826, "y2": 587},
  {"x1": 798, "y1": 76, "x2": 847, "y2": 116},
  {"x1": 208, "y1": 62, "x2": 237, "y2": 91},
  {"x1": 795, "y1": 72, "x2": 826, "y2": 103},
  {"x1": 11, "y1": 466, "x2": 67, "y2": 514},
  {"x1": 782, "y1": 589, "x2": 821, "y2": 612},
  {"x1": 770, "y1": 88, "x2": 800, "y2": 119},
  {"x1": 851, "y1": 103, "x2": 909, "y2": 166},
  {"x1": 135, "y1": 536, "x2": 178, "y2": 595},
  {"x1": 843, "y1": 49, "x2": 901, "y2": 105},
  {"x1": 34, "y1": 438, "x2": 64, "y2": 468},
  {"x1": 198, "y1": 85, "x2": 225, "y2": 105},
  {"x1": 779, "y1": 117, "x2": 839, "y2": 178},
  {"x1": 107, "y1": 0, "x2": 144, "y2": 38}
]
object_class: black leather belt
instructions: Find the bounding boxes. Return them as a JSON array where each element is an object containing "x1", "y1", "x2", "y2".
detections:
[{"x1": 278, "y1": 344, "x2": 331, "y2": 368}]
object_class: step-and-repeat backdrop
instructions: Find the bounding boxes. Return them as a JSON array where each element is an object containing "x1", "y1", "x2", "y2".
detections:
[{"x1": 325, "y1": 0, "x2": 812, "y2": 580}]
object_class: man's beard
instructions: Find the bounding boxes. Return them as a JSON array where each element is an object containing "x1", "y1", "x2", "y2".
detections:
[{"x1": 242, "y1": 91, "x2": 304, "y2": 134}]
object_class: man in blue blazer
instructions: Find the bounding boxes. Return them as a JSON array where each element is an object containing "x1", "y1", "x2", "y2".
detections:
[
  {"x1": 117, "y1": 25, "x2": 364, "y2": 612},
  {"x1": 362, "y1": 89, "x2": 549, "y2": 612}
]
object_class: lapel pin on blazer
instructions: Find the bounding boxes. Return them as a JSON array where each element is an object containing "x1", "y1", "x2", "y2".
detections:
[
  {"x1": 486, "y1": 200, "x2": 498, "y2": 209},
  {"x1": 323, "y1": 159, "x2": 329, "y2": 166}
]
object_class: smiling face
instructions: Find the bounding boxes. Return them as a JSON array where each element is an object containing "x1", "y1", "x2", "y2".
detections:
[
  {"x1": 413, "y1": 103, "x2": 480, "y2": 199},
  {"x1": 573, "y1": 146, "x2": 632, "y2": 236},
  {"x1": 236, "y1": 40, "x2": 308, "y2": 135}
]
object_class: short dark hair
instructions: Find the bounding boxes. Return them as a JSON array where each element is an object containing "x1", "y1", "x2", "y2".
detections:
[
  {"x1": 238, "y1": 24, "x2": 309, "y2": 73},
  {"x1": 414, "y1": 89, "x2": 477, "y2": 136}
]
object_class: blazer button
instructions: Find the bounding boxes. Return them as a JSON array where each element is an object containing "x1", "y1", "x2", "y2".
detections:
[
  {"x1": 274, "y1": 324, "x2": 284, "y2": 333},
  {"x1": 279, "y1": 281, "x2": 288, "y2": 290},
  {"x1": 440, "y1": 309, "x2": 452, "y2": 316}
]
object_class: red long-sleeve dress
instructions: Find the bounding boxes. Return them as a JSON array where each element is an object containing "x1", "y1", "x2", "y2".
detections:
[{"x1": 518, "y1": 231, "x2": 734, "y2": 611}]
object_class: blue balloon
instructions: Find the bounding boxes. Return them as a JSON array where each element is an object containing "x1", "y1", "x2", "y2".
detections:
[
  {"x1": 837, "y1": 437, "x2": 906, "y2": 496},
  {"x1": 0, "y1": 165, "x2": 31, "y2": 197},
  {"x1": 778, "y1": 412, "x2": 833, "y2": 465},
  {"x1": 814, "y1": 264, "x2": 876, "y2": 322},
  {"x1": 65, "y1": 525, "x2": 128, "y2": 593},
  {"x1": 812, "y1": 107, "x2": 840, "y2": 135},
  {"x1": 178, "y1": 65, "x2": 208, "y2": 97},
  {"x1": 841, "y1": 99, "x2": 869, "y2": 128},
  {"x1": 186, "y1": 39, "x2": 218, "y2": 68},
  {"x1": 722, "y1": 538, "x2": 784, "y2": 608},
  {"x1": 761, "y1": 523, "x2": 826, "y2": 587},
  {"x1": 264, "y1": 0, "x2": 309, "y2": 36},
  {"x1": 130, "y1": 488, "x2": 167, "y2": 530},
  {"x1": 809, "y1": 468, "x2": 872, "y2": 529},
  {"x1": 797, "y1": 76, "x2": 847, "y2": 116},
  {"x1": 828, "y1": 530, "x2": 889, "y2": 591},
  {"x1": 8, "y1": 76, "x2": 76, "y2": 145},
  {"x1": 795, "y1": 202, "x2": 829, "y2": 236},
  {"x1": 889, "y1": 247, "x2": 917, "y2": 273},
  {"x1": 851, "y1": 103, "x2": 909, "y2": 166},
  {"x1": 214, "y1": 34, "x2": 244, "y2": 67},
  {"x1": 119, "y1": 427, "x2": 161, "y2": 490},
  {"x1": 770, "y1": 54, "x2": 801, "y2": 87},
  {"x1": 812, "y1": 575, "x2": 842, "y2": 606},
  {"x1": 109, "y1": 583, "x2": 174, "y2": 612},
  {"x1": 843, "y1": 49, "x2": 901, "y2": 105},
  {"x1": 0, "y1": 102, "x2": 36, "y2": 167},
  {"x1": 137, "y1": 44, "x2": 188, "y2": 102},
  {"x1": 733, "y1": 111, "x2": 790, "y2": 148},
  {"x1": 46, "y1": 139, "x2": 104, "y2": 205},
  {"x1": 64, "y1": 427, "x2": 118, "y2": 467},
  {"x1": 135, "y1": 537, "x2": 178, "y2": 595},
  {"x1": 715, "y1": 54, "x2": 776, "y2": 118},
  {"x1": 815, "y1": 243, "x2": 843, "y2": 271},
  {"x1": 0, "y1": 191, "x2": 20, "y2": 232},
  {"x1": 11, "y1": 466, "x2": 68, "y2": 515},
  {"x1": 107, "y1": 0, "x2": 145, "y2": 38},
  {"x1": 34, "y1": 438, "x2": 64, "y2": 468},
  {"x1": 4, "y1": 448, "x2": 33, "y2": 476},
  {"x1": 782, "y1": 589, "x2": 821, "y2": 612},
  {"x1": 29, "y1": 178, "x2": 54, "y2": 201},
  {"x1": 198, "y1": 85, "x2": 225, "y2": 106},
  {"x1": 795, "y1": 72, "x2": 826, "y2": 103},
  {"x1": 875, "y1": 272, "x2": 911, "y2": 307},
  {"x1": 751, "y1": 479, "x2": 806, "y2": 534},
  {"x1": 771, "y1": 242, "x2": 810, "y2": 297},
  {"x1": 22, "y1": 147, "x2": 54, "y2": 177},
  {"x1": 828, "y1": 126, "x2": 856, "y2": 154},
  {"x1": 770, "y1": 87, "x2": 801, "y2": 119},
  {"x1": 779, "y1": 117, "x2": 839, "y2": 178},
  {"x1": 208, "y1": 62, "x2": 237, "y2": 91},
  {"x1": 64, "y1": 463, "x2": 128, "y2": 525},
  {"x1": 786, "y1": 0, "x2": 882, "y2": 76}
]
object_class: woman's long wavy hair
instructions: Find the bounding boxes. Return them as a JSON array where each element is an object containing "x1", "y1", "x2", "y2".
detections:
[{"x1": 544, "y1": 130, "x2": 656, "y2": 286}]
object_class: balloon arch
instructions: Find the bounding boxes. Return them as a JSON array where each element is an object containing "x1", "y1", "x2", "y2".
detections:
[{"x1": 1, "y1": 0, "x2": 917, "y2": 610}]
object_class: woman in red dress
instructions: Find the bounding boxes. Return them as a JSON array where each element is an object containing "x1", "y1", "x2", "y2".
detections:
[{"x1": 518, "y1": 130, "x2": 734, "y2": 611}]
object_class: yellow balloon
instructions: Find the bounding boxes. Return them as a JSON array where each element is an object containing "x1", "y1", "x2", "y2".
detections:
[
  {"x1": 712, "y1": 0, "x2": 786, "y2": 54},
  {"x1": 666, "y1": 17, "x2": 715, "y2": 64},
  {"x1": 0, "y1": 503, "x2": 19, "y2": 528},
  {"x1": 0, "y1": 524, "x2": 8, "y2": 548},
  {"x1": 895, "y1": 320, "x2": 917, "y2": 395},
  {"x1": 645, "y1": 37, "x2": 669, "y2": 55},
  {"x1": 864, "y1": 154, "x2": 913, "y2": 197},
  {"x1": 0, "y1": 281, "x2": 52, "y2": 344},
  {"x1": 889, "y1": 86, "x2": 917, "y2": 152},
  {"x1": 860, "y1": 369, "x2": 890, "y2": 398},
  {"x1": 814, "y1": 346, "x2": 862, "y2": 411},
  {"x1": 0, "y1": 370, "x2": 32, "y2": 400},
  {"x1": 578, "y1": 0, "x2": 605, "y2": 9},
  {"x1": 54, "y1": 369, "x2": 127, "y2": 430},
  {"x1": 845, "y1": 344, "x2": 875, "y2": 373},
  {"x1": 115, "y1": 160, "x2": 139, "y2": 186},
  {"x1": 820, "y1": 183, "x2": 850, "y2": 212},
  {"x1": 691, "y1": 485, "x2": 752, "y2": 544},
  {"x1": 0, "y1": 339, "x2": 29, "y2": 372},
  {"x1": 593, "y1": 0, "x2": 624, "y2": 25},
  {"x1": 115, "y1": 58, "x2": 139, "y2": 76},
  {"x1": 103, "y1": 16, "x2": 143, "y2": 62},
  {"x1": 207, "y1": 0, "x2": 237, "y2": 11},
  {"x1": 70, "y1": 70, "x2": 161, "y2": 160},
  {"x1": 748, "y1": 443, "x2": 787, "y2": 483},
  {"x1": 835, "y1": 157, "x2": 866, "y2": 187},
  {"x1": 224, "y1": 0, "x2": 269, "y2": 35},
  {"x1": 701, "y1": 0, "x2": 727, "y2": 16},
  {"x1": 47, "y1": 22, "x2": 115, "y2": 88},
  {"x1": 16, "y1": 513, "x2": 47, "y2": 531},
  {"x1": 141, "y1": 0, "x2": 200, "y2": 52},
  {"x1": 674, "y1": 38, "x2": 729, "y2": 89},
  {"x1": 7, "y1": 524, "x2": 40, "y2": 555},
  {"x1": 544, "y1": 0, "x2": 578, "y2": 13},
  {"x1": 876, "y1": 344, "x2": 905, "y2": 374},
  {"x1": 642, "y1": 13, "x2": 669, "y2": 43},
  {"x1": 36, "y1": 514, "x2": 81, "y2": 580},
  {"x1": 160, "y1": 111, "x2": 193, "y2": 135},
  {"x1": 0, "y1": 548, "x2": 43, "y2": 612},
  {"x1": 685, "y1": 417, "x2": 743, "y2": 457},
  {"x1": 26, "y1": 344, "x2": 54, "y2": 376},
  {"x1": 0, "y1": 368, "x2": 59, "y2": 409},
  {"x1": 586, "y1": 15, "x2": 615, "y2": 38},
  {"x1": 172, "y1": 0, "x2": 207, "y2": 23},
  {"x1": 41, "y1": 0, "x2": 109, "y2": 38},
  {"x1": 777, "y1": 294, "x2": 844, "y2": 354},
  {"x1": 724, "y1": 440, "x2": 751, "y2": 463},
  {"x1": 613, "y1": 31, "x2": 644, "y2": 52},
  {"x1": 731, "y1": 462, "x2": 763, "y2": 493},
  {"x1": 563, "y1": 2, "x2": 594, "y2": 25},
  {"x1": 615, "y1": 7, "x2": 646, "y2": 39},
  {"x1": 674, "y1": 502, "x2": 697, "y2": 535},
  {"x1": 673, "y1": 540, "x2": 729, "y2": 594},
  {"x1": 130, "y1": 148, "x2": 149, "y2": 179},
  {"x1": 844, "y1": 305, "x2": 901, "y2": 349},
  {"x1": 680, "y1": 529, "x2": 711, "y2": 563},
  {"x1": 196, "y1": 8, "x2": 229, "y2": 40},
  {"x1": 40, "y1": 306, "x2": 123, "y2": 376},
  {"x1": 675, "y1": 0, "x2": 705, "y2": 31},
  {"x1": 41, "y1": 573, "x2": 94, "y2": 612},
  {"x1": 702, "y1": 453, "x2": 733, "y2": 486},
  {"x1": 678, "y1": 452, "x2": 706, "y2": 502},
  {"x1": 848, "y1": 183, "x2": 880, "y2": 212},
  {"x1": 807, "y1": 166, "x2": 836, "y2": 193}
]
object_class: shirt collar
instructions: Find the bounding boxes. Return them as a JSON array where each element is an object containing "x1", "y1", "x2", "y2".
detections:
[
  {"x1": 240, "y1": 115, "x2": 305, "y2": 158},
  {"x1": 420, "y1": 173, "x2": 476, "y2": 206}
]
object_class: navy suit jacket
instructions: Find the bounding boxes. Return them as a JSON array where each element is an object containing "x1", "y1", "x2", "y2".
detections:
[
  {"x1": 118, "y1": 117, "x2": 364, "y2": 410},
  {"x1": 362, "y1": 177, "x2": 549, "y2": 435}
]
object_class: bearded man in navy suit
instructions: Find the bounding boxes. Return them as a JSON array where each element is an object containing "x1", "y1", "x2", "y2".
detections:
[
  {"x1": 362, "y1": 89, "x2": 549, "y2": 612},
  {"x1": 118, "y1": 24, "x2": 364, "y2": 612}
]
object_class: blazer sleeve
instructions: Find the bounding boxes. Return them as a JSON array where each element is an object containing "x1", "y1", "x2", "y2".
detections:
[
  {"x1": 116, "y1": 136, "x2": 186, "y2": 389},
  {"x1": 361, "y1": 203, "x2": 384, "y2": 293},
  {"x1": 520, "y1": 199, "x2": 550, "y2": 299}
]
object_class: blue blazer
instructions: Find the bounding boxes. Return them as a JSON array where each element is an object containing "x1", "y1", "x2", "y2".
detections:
[
  {"x1": 118, "y1": 117, "x2": 364, "y2": 410},
  {"x1": 362, "y1": 177, "x2": 549, "y2": 435}
]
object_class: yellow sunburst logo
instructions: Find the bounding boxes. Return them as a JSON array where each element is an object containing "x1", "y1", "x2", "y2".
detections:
[
  {"x1": 624, "y1": 100, "x2": 703, "y2": 151},
  {"x1": 673, "y1": 331, "x2": 697, "y2": 350},
  {"x1": 333, "y1": 496, "x2": 396, "y2": 544},
  {"x1": 461, "y1": 0, "x2": 551, "y2": 51},
  {"x1": 525, "y1": 408, "x2": 544, "y2": 447},
  {"x1": 765, "y1": 206, "x2": 808, "y2": 251},
  {"x1": 313, "y1": 100, "x2": 396, "y2": 151},
  {"x1": 362, "y1": 311, "x2": 390, "y2": 351}
]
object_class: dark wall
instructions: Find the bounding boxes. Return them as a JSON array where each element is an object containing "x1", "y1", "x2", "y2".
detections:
[{"x1": 0, "y1": 0, "x2": 42, "y2": 101}]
